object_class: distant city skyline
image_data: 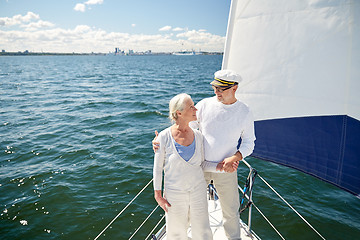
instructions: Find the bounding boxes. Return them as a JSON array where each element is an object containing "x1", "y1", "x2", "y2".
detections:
[{"x1": 0, "y1": 0, "x2": 231, "y2": 53}]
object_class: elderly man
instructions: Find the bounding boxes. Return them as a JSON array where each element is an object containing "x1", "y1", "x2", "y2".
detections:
[
  {"x1": 153, "y1": 69, "x2": 256, "y2": 239},
  {"x1": 192, "y1": 69, "x2": 256, "y2": 239}
]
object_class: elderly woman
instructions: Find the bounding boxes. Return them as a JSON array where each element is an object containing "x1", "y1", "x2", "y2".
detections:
[{"x1": 153, "y1": 93, "x2": 214, "y2": 239}]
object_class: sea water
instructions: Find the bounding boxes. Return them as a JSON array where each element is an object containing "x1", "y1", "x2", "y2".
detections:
[{"x1": 1, "y1": 55, "x2": 359, "y2": 240}]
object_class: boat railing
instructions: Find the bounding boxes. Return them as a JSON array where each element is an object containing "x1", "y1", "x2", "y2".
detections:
[
  {"x1": 239, "y1": 159, "x2": 326, "y2": 240},
  {"x1": 94, "y1": 159, "x2": 326, "y2": 240},
  {"x1": 238, "y1": 159, "x2": 256, "y2": 231}
]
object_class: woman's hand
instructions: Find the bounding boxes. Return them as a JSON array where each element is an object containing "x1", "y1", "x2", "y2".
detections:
[
  {"x1": 216, "y1": 162, "x2": 224, "y2": 171},
  {"x1": 154, "y1": 190, "x2": 171, "y2": 212},
  {"x1": 152, "y1": 130, "x2": 160, "y2": 152}
]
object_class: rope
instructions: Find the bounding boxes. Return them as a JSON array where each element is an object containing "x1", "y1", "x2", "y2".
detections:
[
  {"x1": 129, "y1": 205, "x2": 159, "y2": 240},
  {"x1": 145, "y1": 214, "x2": 165, "y2": 240},
  {"x1": 94, "y1": 179, "x2": 153, "y2": 240},
  {"x1": 240, "y1": 168, "x2": 257, "y2": 213},
  {"x1": 258, "y1": 174, "x2": 326, "y2": 240},
  {"x1": 251, "y1": 201, "x2": 285, "y2": 240},
  {"x1": 209, "y1": 184, "x2": 219, "y2": 197}
]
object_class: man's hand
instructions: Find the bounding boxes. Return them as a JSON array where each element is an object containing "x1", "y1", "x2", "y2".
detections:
[
  {"x1": 223, "y1": 156, "x2": 238, "y2": 172},
  {"x1": 154, "y1": 190, "x2": 171, "y2": 212},
  {"x1": 222, "y1": 151, "x2": 243, "y2": 172},
  {"x1": 152, "y1": 130, "x2": 159, "y2": 152},
  {"x1": 216, "y1": 159, "x2": 239, "y2": 172}
]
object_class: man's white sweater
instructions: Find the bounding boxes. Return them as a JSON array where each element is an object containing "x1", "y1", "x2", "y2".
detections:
[{"x1": 192, "y1": 96, "x2": 256, "y2": 168}]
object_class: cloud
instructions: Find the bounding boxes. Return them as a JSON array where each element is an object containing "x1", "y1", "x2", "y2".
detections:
[
  {"x1": 85, "y1": 0, "x2": 104, "y2": 4},
  {"x1": 175, "y1": 30, "x2": 225, "y2": 50},
  {"x1": 0, "y1": 13, "x2": 225, "y2": 53},
  {"x1": 22, "y1": 20, "x2": 55, "y2": 31},
  {"x1": 172, "y1": 27, "x2": 184, "y2": 32},
  {"x1": 131, "y1": 24, "x2": 136, "y2": 27},
  {"x1": 0, "y1": 12, "x2": 55, "y2": 32},
  {"x1": 74, "y1": 3, "x2": 86, "y2": 12},
  {"x1": 159, "y1": 26, "x2": 171, "y2": 31},
  {"x1": 74, "y1": 0, "x2": 104, "y2": 12},
  {"x1": 0, "y1": 12, "x2": 40, "y2": 27}
]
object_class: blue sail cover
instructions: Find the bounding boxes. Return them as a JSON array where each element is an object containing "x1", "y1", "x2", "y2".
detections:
[
  {"x1": 254, "y1": 116, "x2": 360, "y2": 195},
  {"x1": 223, "y1": 0, "x2": 360, "y2": 195}
]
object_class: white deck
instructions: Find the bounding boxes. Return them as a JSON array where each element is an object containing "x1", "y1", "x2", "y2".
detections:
[
  {"x1": 206, "y1": 198, "x2": 259, "y2": 240},
  {"x1": 157, "y1": 197, "x2": 260, "y2": 240}
]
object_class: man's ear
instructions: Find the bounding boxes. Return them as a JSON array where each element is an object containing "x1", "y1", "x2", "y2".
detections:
[{"x1": 233, "y1": 85, "x2": 238, "y2": 92}]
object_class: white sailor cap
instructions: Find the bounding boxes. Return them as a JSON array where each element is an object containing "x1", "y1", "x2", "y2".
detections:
[{"x1": 211, "y1": 69, "x2": 242, "y2": 87}]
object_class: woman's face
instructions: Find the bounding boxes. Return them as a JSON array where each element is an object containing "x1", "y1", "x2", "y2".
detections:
[{"x1": 179, "y1": 98, "x2": 197, "y2": 122}]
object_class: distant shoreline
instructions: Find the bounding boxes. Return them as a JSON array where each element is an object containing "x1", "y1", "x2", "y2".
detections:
[
  {"x1": 0, "y1": 52, "x2": 105, "y2": 56},
  {"x1": 0, "y1": 51, "x2": 223, "y2": 56}
]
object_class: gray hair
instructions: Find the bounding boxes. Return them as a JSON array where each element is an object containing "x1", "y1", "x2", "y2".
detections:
[{"x1": 169, "y1": 93, "x2": 191, "y2": 121}]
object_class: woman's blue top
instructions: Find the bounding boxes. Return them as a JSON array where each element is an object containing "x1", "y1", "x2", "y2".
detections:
[{"x1": 173, "y1": 138, "x2": 196, "y2": 162}]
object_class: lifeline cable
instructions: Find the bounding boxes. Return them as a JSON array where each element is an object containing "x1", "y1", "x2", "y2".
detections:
[
  {"x1": 146, "y1": 215, "x2": 165, "y2": 240},
  {"x1": 251, "y1": 201, "x2": 285, "y2": 240},
  {"x1": 258, "y1": 174, "x2": 326, "y2": 240},
  {"x1": 94, "y1": 178, "x2": 153, "y2": 240},
  {"x1": 129, "y1": 204, "x2": 159, "y2": 240}
]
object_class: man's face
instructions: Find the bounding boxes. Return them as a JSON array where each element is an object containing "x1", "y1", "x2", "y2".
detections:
[{"x1": 212, "y1": 85, "x2": 238, "y2": 104}]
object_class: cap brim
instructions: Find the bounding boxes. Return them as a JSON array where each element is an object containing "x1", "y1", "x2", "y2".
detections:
[
  {"x1": 211, "y1": 78, "x2": 235, "y2": 87},
  {"x1": 211, "y1": 80, "x2": 229, "y2": 87}
]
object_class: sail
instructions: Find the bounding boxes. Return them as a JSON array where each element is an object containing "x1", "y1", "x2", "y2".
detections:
[{"x1": 223, "y1": 0, "x2": 360, "y2": 195}]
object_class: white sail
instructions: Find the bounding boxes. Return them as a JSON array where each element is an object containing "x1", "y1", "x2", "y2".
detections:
[{"x1": 222, "y1": 0, "x2": 360, "y2": 195}]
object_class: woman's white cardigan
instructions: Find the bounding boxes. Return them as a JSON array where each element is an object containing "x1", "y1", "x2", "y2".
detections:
[{"x1": 153, "y1": 127, "x2": 217, "y2": 192}]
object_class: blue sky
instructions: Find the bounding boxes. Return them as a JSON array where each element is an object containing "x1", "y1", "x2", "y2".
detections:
[{"x1": 0, "y1": 0, "x2": 231, "y2": 53}]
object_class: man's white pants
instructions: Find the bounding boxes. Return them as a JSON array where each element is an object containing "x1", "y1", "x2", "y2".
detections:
[
  {"x1": 204, "y1": 171, "x2": 241, "y2": 240},
  {"x1": 164, "y1": 183, "x2": 212, "y2": 240}
]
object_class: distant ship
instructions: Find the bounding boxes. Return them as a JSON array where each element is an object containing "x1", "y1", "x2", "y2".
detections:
[{"x1": 172, "y1": 50, "x2": 196, "y2": 55}]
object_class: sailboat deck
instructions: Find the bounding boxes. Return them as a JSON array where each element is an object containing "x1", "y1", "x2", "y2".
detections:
[
  {"x1": 156, "y1": 197, "x2": 259, "y2": 240},
  {"x1": 207, "y1": 198, "x2": 259, "y2": 240}
]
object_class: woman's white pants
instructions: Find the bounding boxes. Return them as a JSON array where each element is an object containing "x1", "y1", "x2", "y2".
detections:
[{"x1": 164, "y1": 183, "x2": 212, "y2": 240}]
